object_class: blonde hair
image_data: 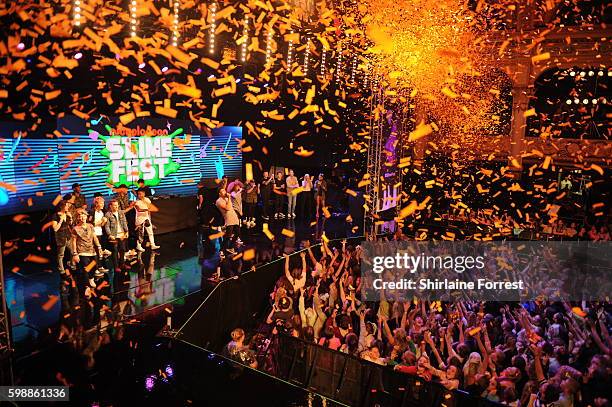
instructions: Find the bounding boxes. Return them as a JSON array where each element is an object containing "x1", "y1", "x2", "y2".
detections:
[
  {"x1": 93, "y1": 196, "x2": 105, "y2": 208},
  {"x1": 231, "y1": 328, "x2": 245, "y2": 342}
]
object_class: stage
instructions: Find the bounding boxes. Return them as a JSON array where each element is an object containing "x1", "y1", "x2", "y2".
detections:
[{"x1": 5, "y1": 212, "x2": 358, "y2": 359}]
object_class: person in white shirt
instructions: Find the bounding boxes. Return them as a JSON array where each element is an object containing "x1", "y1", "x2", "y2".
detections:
[
  {"x1": 89, "y1": 196, "x2": 109, "y2": 273},
  {"x1": 286, "y1": 169, "x2": 299, "y2": 219},
  {"x1": 300, "y1": 174, "x2": 314, "y2": 221},
  {"x1": 216, "y1": 188, "x2": 240, "y2": 254},
  {"x1": 132, "y1": 188, "x2": 160, "y2": 252},
  {"x1": 104, "y1": 199, "x2": 129, "y2": 270}
]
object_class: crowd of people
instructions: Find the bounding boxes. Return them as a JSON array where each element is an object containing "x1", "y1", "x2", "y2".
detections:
[
  {"x1": 50, "y1": 180, "x2": 160, "y2": 307},
  {"x1": 203, "y1": 169, "x2": 329, "y2": 255},
  {"x1": 224, "y1": 236, "x2": 611, "y2": 407}
]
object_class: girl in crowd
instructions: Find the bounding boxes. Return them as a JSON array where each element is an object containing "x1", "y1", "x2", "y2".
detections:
[
  {"x1": 133, "y1": 188, "x2": 160, "y2": 252},
  {"x1": 314, "y1": 173, "x2": 327, "y2": 219},
  {"x1": 89, "y1": 196, "x2": 108, "y2": 273},
  {"x1": 286, "y1": 169, "x2": 299, "y2": 219},
  {"x1": 300, "y1": 174, "x2": 314, "y2": 222},
  {"x1": 52, "y1": 200, "x2": 74, "y2": 274},
  {"x1": 229, "y1": 180, "x2": 244, "y2": 227},
  {"x1": 216, "y1": 188, "x2": 240, "y2": 255}
]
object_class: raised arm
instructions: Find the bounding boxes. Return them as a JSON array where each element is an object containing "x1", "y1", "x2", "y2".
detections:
[
  {"x1": 298, "y1": 289, "x2": 308, "y2": 328},
  {"x1": 475, "y1": 333, "x2": 489, "y2": 374},
  {"x1": 284, "y1": 253, "x2": 293, "y2": 284},
  {"x1": 381, "y1": 317, "x2": 395, "y2": 346},
  {"x1": 531, "y1": 345, "x2": 546, "y2": 383},
  {"x1": 589, "y1": 320, "x2": 611, "y2": 355},
  {"x1": 424, "y1": 331, "x2": 445, "y2": 368}
]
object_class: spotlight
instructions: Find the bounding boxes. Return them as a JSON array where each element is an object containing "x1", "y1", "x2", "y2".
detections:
[
  {"x1": 592, "y1": 99, "x2": 597, "y2": 104},
  {"x1": 145, "y1": 375, "x2": 156, "y2": 391},
  {"x1": 164, "y1": 365, "x2": 174, "y2": 378},
  {"x1": 161, "y1": 66, "x2": 168, "y2": 72},
  {"x1": 608, "y1": 71, "x2": 612, "y2": 77},
  {"x1": 17, "y1": 43, "x2": 25, "y2": 50},
  {"x1": 579, "y1": 71, "x2": 585, "y2": 77},
  {"x1": 582, "y1": 98, "x2": 589, "y2": 104},
  {"x1": 74, "y1": 52, "x2": 83, "y2": 59},
  {"x1": 574, "y1": 99, "x2": 579, "y2": 104},
  {"x1": 236, "y1": 78, "x2": 241, "y2": 83},
  {"x1": 588, "y1": 71, "x2": 594, "y2": 76},
  {"x1": 565, "y1": 99, "x2": 572, "y2": 105},
  {"x1": 569, "y1": 71, "x2": 576, "y2": 77},
  {"x1": 598, "y1": 71, "x2": 604, "y2": 76},
  {"x1": 138, "y1": 62, "x2": 146, "y2": 69}
]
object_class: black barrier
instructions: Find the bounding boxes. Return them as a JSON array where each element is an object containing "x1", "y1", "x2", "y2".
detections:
[
  {"x1": 177, "y1": 258, "x2": 285, "y2": 350},
  {"x1": 275, "y1": 334, "x2": 503, "y2": 407}
]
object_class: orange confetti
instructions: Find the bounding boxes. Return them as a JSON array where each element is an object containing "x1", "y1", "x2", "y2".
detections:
[{"x1": 42, "y1": 295, "x2": 59, "y2": 311}]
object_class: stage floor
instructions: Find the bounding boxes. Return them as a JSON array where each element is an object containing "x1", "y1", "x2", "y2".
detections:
[{"x1": 6, "y1": 215, "x2": 358, "y2": 358}]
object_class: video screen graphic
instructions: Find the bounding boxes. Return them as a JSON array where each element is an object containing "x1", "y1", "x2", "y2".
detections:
[{"x1": 0, "y1": 117, "x2": 242, "y2": 215}]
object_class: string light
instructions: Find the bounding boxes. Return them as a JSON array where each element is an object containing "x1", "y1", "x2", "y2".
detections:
[
  {"x1": 350, "y1": 57, "x2": 357, "y2": 83},
  {"x1": 265, "y1": 28, "x2": 273, "y2": 67},
  {"x1": 130, "y1": 0, "x2": 137, "y2": 37},
  {"x1": 208, "y1": 2, "x2": 217, "y2": 54},
  {"x1": 302, "y1": 38, "x2": 311, "y2": 75},
  {"x1": 171, "y1": 0, "x2": 180, "y2": 46},
  {"x1": 73, "y1": 0, "x2": 81, "y2": 26},
  {"x1": 320, "y1": 49, "x2": 326, "y2": 76},
  {"x1": 240, "y1": 15, "x2": 248, "y2": 63},
  {"x1": 286, "y1": 30, "x2": 294, "y2": 73},
  {"x1": 335, "y1": 46, "x2": 343, "y2": 83}
]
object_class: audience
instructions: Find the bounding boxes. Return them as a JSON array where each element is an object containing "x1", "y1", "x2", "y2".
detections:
[{"x1": 220, "y1": 235, "x2": 612, "y2": 407}]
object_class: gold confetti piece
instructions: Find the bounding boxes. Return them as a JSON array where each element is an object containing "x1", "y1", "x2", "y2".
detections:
[
  {"x1": 42, "y1": 295, "x2": 59, "y2": 311},
  {"x1": 209, "y1": 231, "x2": 225, "y2": 240},
  {"x1": 531, "y1": 52, "x2": 550, "y2": 63},
  {"x1": 322, "y1": 206, "x2": 331, "y2": 218},
  {"x1": 441, "y1": 87, "x2": 458, "y2": 98},
  {"x1": 571, "y1": 307, "x2": 587, "y2": 318},
  {"x1": 212, "y1": 99, "x2": 223, "y2": 118},
  {"x1": 281, "y1": 228, "x2": 295, "y2": 237},
  {"x1": 243, "y1": 249, "x2": 255, "y2": 261},
  {"x1": 24, "y1": 254, "x2": 49, "y2": 264},
  {"x1": 44, "y1": 90, "x2": 61, "y2": 100},
  {"x1": 167, "y1": 46, "x2": 194, "y2": 65},
  {"x1": 408, "y1": 123, "x2": 433, "y2": 141},
  {"x1": 589, "y1": 164, "x2": 604, "y2": 176},
  {"x1": 542, "y1": 156, "x2": 551, "y2": 170},
  {"x1": 523, "y1": 108, "x2": 536, "y2": 118},
  {"x1": 155, "y1": 106, "x2": 178, "y2": 118},
  {"x1": 84, "y1": 260, "x2": 97, "y2": 272},
  {"x1": 120, "y1": 112, "x2": 136, "y2": 125},
  {"x1": 0, "y1": 182, "x2": 17, "y2": 192},
  {"x1": 345, "y1": 189, "x2": 357, "y2": 197}
]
